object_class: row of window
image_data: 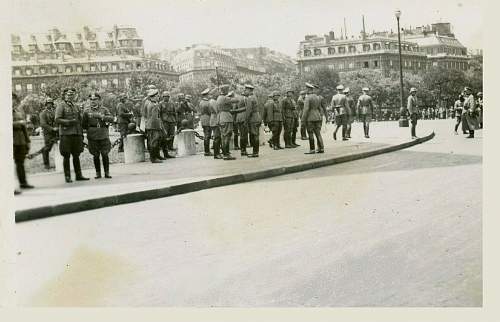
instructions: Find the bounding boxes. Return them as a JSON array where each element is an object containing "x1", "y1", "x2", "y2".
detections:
[
  {"x1": 12, "y1": 40, "x2": 143, "y2": 54},
  {"x1": 13, "y1": 78, "x2": 132, "y2": 93},
  {"x1": 13, "y1": 61, "x2": 173, "y2": 76},
  {"x1": 303, "y1": 59, "x2": 430, "y2": 72},
  {"x1": 425, "y1": 46, "x2": 467, "y2": 56},
  {"x1": 303, "y1": 43, "x2": 419, "y2": 57}
]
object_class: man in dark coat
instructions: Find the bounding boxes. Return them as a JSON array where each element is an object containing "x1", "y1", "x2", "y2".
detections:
[
  {"x1": 243, "y1": 84, "x2": 261, "y2": 157},
  {"x1": 301, "y1": 83, "x2": 325, "y2": 154},
  {"x1": 55, "y1": 87, "x2": 89, "y2": 183},
  {"x1": 263, "y1": 91, "x2": 283, "y2": 150},
  {"x1": 198, "y1": 88, "x2": 213, "y2": 156},
  {"x1": 144, "y1": 87, "x2": 163, "y2": 163},
  {"x1": 159, "y1": 91, "x2": 176, "y2": 158},
  {"x1": 281, "y1": 89, "x2": 299, "y2": 148},
  {"x1": 13, "y1": 92, "x2": 34, "y2": 193},
  {"x1": 116, "y1": 93, "x2": 133, "y2": 152}
]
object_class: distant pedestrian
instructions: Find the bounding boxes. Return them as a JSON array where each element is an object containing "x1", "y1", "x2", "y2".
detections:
[
  {"x1": 302, "y1": 83, "x2": 324, "y2": 154},
  {"x1": 407, "y1": 87, "x2": 419, "y2": 139},
  {"x1": 82, "y1": 93, "x2": 115, "y2": 179},
  {"x1": 357, "y1": 87, "x2": 374, "y2": 138},
  {"x1": 12, "y1": 92, "x2": 34, "y2": 194},
  {"x1": 55, "y1": 87, "x2": 89, "y2": 183},
  {"x1": 39, "y1": 97, "x2": 58, "y2": 169}
]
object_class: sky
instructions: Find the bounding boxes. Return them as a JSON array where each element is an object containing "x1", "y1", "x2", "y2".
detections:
[{"x1": 7, "y1": 0, "x2": 484, "y2": 57}]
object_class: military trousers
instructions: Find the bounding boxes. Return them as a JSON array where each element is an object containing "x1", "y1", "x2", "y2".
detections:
[
  {"x1": 248, "y1": 123, "x2": 260, "y2": 155},
  {"x1": 300, "y1": 119, "x2": 308, "y2": 139},
  {"x1": 306, "y1": 121, "x2": 324, "y2": 151},
  {"x1": 283, "y1": 117, "x2": 295, "y2": 146},
  {"x1": 118, "y1": 123, "x2": 128, "y2": 151},
  {"x1": 146, "y1": 129, "x2": 162, "y2": 161},
  {"x1": 211, "y1": 126, "x2": 222, "y2": 156},
  {"x1": 237, "y1": 122, "x2": 249, "y2": 151},
  {"x1": 220, "y1": 122, "x2": 233, "y2": 156},
  {"x1": 410, "y1": 113, "x2": 418, "y2": 137},
  {"x1": 269, "y1": 121, "x2": 282, "y2": 148},
  {"x1": 13, "y1": 145, "x2": 28, "y2": 185},
  {"x1": 161, "y1": 121, "x2": 176, "y2": 151},
  {"x1": 42, "y1": 135, "x2": 58, "y2": 167},
  {"x1": 202, "y1": 126, "x2": 212, "y2": 154}
]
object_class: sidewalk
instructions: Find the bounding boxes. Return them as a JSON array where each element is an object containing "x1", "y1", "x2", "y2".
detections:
[{"x1": 14, "y1": 122, "x2": 435, "y2": 222}]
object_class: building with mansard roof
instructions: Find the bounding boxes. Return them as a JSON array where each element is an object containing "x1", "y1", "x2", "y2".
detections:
[{"x1": 11, "y1": 25, "x2": 179, "y2": 95}]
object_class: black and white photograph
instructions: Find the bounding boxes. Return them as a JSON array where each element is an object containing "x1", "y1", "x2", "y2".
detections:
[{"x1": 0, "y1": 0, "x2": 494, "y2": 319}]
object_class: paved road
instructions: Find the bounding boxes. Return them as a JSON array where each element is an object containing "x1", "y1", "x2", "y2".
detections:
[{"x1": 15, "y1": 120, "x2": 482, "y2": 306}]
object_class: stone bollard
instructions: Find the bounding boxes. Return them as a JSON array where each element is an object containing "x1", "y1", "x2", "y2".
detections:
[
  {"x1": 54, "y1": 150, "x2": 64, "y2": 172},
  {"x1": 124, "y1": 133, "x2": 146, "y2": 163},
  {"x1": 176, "y1": 129, "x2": 197, "y2": 157}
]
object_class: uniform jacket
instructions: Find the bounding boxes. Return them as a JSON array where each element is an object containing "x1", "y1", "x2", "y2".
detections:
[
  {"x1": 407, "y1": 95, "x2": 419, "y2": 114},
  {"x1": 117, "y1": 101, "x2": 133, "y2": 124},
  {"x1": 297, "y1": 97, "x2": 305, "y2": 117},
  {"x1": 235, "y1": 96, "x2": 248, "y2": 123},
  {"x1": 198, "y1": 98, "x2": 211, "y2": 127},
  {"x1": 82, "y1": 106, "x2": 114, "y2": 140},
  {"x1": 39, "y1": 108, "x2": 58, "y2": 138},
  {"x1": 160, "y1": 101, "x2": 177, "y2": 123},
  {"x1": 13, "y1": 107, "x2": 30, "y2": 147},
  {"x1": 176, "y1": 101, "x2": 192, "y2": 121},
  {"x1": 463, "y1": 94, "x2": 476, "y2": 112},
  {"x1": 301, "y1": 93, "x2": 322, "y2": 123},
  {"x1": 209, "y1": 98, "x2": 218, "y2": 127},
  {"x1": 330, "y1": 93, "x2": 348, "y2": 115},
  {"x1": 216, "y1": 95, "x2": 235, "y2": 124},
  {"x1": 263, "y1": 99, "x2": 283, "y2": 123},
  {"x1": 144, "y1": 99, "x2": 162, "y2": 130},
  {"x1": 55, "y1": 100, "x2": 83, "y2": 136},
  {"x1": 357, "y1": 94, "x2": 374, "y2": 115},
  {"x1": 281, "y1": 97, "x2": 297, "y2": 119},
  {"x1": 245, "y1": 95, "x2": 261, "y2": 123}
]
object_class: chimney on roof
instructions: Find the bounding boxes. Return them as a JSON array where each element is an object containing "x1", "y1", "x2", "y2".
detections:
[{"x1": 329, "y1": 31, "x2": 335, "y2": 40}]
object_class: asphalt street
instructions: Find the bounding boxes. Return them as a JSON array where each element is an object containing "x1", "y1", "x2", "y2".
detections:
[{"x1": 15, "y1": 119, "x2": 482, "y2": 306}]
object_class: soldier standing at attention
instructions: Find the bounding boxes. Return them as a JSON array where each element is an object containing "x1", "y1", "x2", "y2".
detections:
[
  {"x1": 209, "y1": 89, "x2": 222, "y2": 159},
  {"x1": 344, "y1": 88, "x2": 356, "y2": 139},
  {"x1": 407, "y1": 87, "x2": 419, "y2": 139},
  {"x1": 453, "y1": 94, "x2": 465, "y2": 135},
  {"x1": 12, "y1": 92, "x2": 34, "y2": 193},
  {"x1": 55, "y1": 87, "x2": 89, "y2": 183},
  {"x1": 302, "y1": 83, "x2": 325, "y2": 154},
  {"x1": 39, "y1": 97, "x2": 58, "y2": 170},
  {"x1": 281, "y1": 89, "x2": 299, "y2": 148},
  {"x1": 263, "y1": 92, "x2": 283, "y2": 150},
  {"x1": 297, "y1": 90, "x2": 308, "y2": 140},
  {"x1": 116, "y1": 93, "x2": 133, "y2": 153},
  {"x1": 357, "y1": 87, "x2": 375, "y2": 138},
  {"x1": 216, "y1": 85, "x2": 240, "y2": 160},
  {"x1": 235, "y1": 89, "x2": 250, "y2": 156},
  {"x1": 82, "y1": 93, "x2": 114, "y2": 179},
  {"x1": 198, "y1": 88, "x2": 213, "y2": 156},
  {"x1": 228, "y1": 91, "x2": 240, "y2": 151},
  {"x1": 331, "y1": 85, "x2": 349, "y2": 141},
  {"x1": 463, "y1": 87, "x2": 478, "y2": 139},
  {"x1": 243, "y1": 84, "x2": 261, "y2": 157},
  {"x1": 159, "y1": 91, "x2": 176, "y2": 158},
  {"x1": 144, "y1": 87, "x2": 163, "y2": 163}
]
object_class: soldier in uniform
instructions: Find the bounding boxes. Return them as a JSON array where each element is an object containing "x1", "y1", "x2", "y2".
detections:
[
  {"x1": 263, "y1": 93, "x2": 275, "y2": 148},
  {"x1": 453, "y1": 94, "x2": 465, "y2": 135},
  {"x1": 209, "y1": 89, "x2": 223, "y2": 159},
  {"x1": 357, "y1": 87, "x2": 375, "y2": 138},
  {"x1": 55, "y1": 87, "x2": 89, "y2": 183},
  {"x1": 344, "y1": 88, "x2": 356, "y2": 139},
  {"x1": 159, "y1": 91, "x2": 176, "y2": 158},
  {"x1": 198, "y1": 88, "x2": 213, "y2": 156},
  {"x1": 297, "y1": 90, "x2": 308, "y2": 140},
  {"x1": 82, "y1": 93, "x2": 114, "y2": 179},
  {"x1": 407, "y1": 87, "x2": 419, "y2": 139},
  {"x1": 234, "y1": 89, "x2": 250, "y2": 156},
  {"x1": 144, "y1": 87, "x2": 163, "y2": 163},
  {"x1": 228, "y1": 91, "x2": 241, "y2": 151},
  {"x1": 185, "y1": 94, "x2": 196, "y2": 129},
  {"x1": 477, "y1": 92, "x2": 483, "y2": 129},
  {"x1": 302, "y1": 83, "x2": 324, "y2": 154},
  {"x1": 281, "y1": 89, "x2": 299, "y2": 148},
  {"x1": 331, "y1": 85, "x2": 349, "y2": 141},
  {"x1": 216, "y1": 85, "x2": 241, "y2": 160},
  {"x1": 463, "y1": 87, "x2": 479, "y2": 138},
  {"x1": 243, "y1": 84, "x2": 261, "y2": 157},
  {"x1": 116, "y1": 93, "x2": 133, "y2": 153},
  {"x1": 263, "y1": 91, "x2": 283, "y2": 150},
  {"x1": 12, "y1": 92, "x2": 34, "y2": 193},
  {"x1": 176, "y1": 93, "x2": 193, "y2": 130},
  {"x1": 39, "y1": 97, "x2": 59, "y2": 169}
]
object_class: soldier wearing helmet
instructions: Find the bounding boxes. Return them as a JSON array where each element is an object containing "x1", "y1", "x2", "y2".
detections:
[
  {"x1": 281, "y1": 89, "x2": 299, "y2": 149},
  {"x1": 39, "y1": 97, "x2": 59, "y2": 169},
  {"x1": 116, "y1": 93, "x2": 133, "y2": 152},
  {"x1": 159, "y1": 90, "x2": 176, "y2": 158},
  {"x1": 262, "y1": 91, "x2": 283, "y2": 150}
]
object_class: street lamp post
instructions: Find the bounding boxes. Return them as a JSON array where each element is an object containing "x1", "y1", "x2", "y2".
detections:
[{"x1": 396, "y1": 9, "x2": 409, "y2": 127}]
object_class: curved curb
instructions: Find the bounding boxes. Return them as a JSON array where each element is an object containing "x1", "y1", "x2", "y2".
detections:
[{"x1": 16, "y1": 132, "x2": 435, "y2": 223}]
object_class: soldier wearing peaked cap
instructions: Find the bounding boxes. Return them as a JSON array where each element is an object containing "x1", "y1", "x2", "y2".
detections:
[
  {"x1": 407, "y1": 87, "x2": 419, "y2": 139},
  {"x1": 159, "y1": 91, "x2": 176, "y2": 158},
  {"x1": 344, "y1": 88, "x2": 356, "y2": 139},
  {"x1": 144, "y1": 87, "x2": 164, "y2": 163},
  {"x1": 117, "y1": 93, "x2": 133, "y2": 153},
  {"x1": 82, "y1": 93, "x2": 115, "y2": 179},
  {"x1": 302, "y1": 83, "x2": 325, "y2": 154},
  {"x1": 198, "y1": 88, "x2": 213, "y2": 156},
  {"x1": 55, "y1": 87, "x2": 88, "y2": 182},
  {"x1": 216, "y1": 84, "x2": 242, "y2": 160},
  {"x1": 243, "y1": 84, "x2": 261, "y2": 157},
  {"x1": 297, "y1": 90, "x2": 308, "y2": 140},
  {"x1": 12, "y1": 92, "x2": 34, "y2": 192},
  {"x1": 208, "y1": 89, "x2": 222, "y2": 159},
  {"x1": 281, "y1": 89, "x2": 299, "y2": 148},
  {"x1": 331, "y1": 84, "x2": 349, "y2": 141},
  {"x1": 263, "y1": 91, "x2": 283, "y2": 150},
  {"x1": 357, "y1": 87, "x2": 375, "y2": 138},
  {"x1": 39, "y1": 97, "x2": 59, "y2": 169}
]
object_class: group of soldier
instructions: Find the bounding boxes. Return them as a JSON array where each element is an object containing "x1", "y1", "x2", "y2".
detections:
[{"x1": 452, "y1": 88, "x2": 483, "y2": 138}]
